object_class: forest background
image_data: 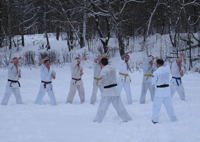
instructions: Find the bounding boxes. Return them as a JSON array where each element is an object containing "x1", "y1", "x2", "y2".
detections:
[{"x1": 0, "y1": 0, "x2": 200, "y2": 71}]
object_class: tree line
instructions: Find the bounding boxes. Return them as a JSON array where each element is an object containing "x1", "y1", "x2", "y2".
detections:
[{"x1": 0, "y1": 0, "x2": 200, "y2": 69}]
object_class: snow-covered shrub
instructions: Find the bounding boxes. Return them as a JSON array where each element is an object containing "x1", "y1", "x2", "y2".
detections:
[
  {"x1": 97, "y1": 46, "x2": 104, "y2": 55},
  {"x1": 0, "y1": 48, "x2": 14, "y2": 67},
  {"x1": 105, "y1": 46, "x2": 118, "y2": 58},
  {"x1": 38, "y1": 44, "x2": 44, "y2": 50},
  {"x1": 38, "y1": 50, "x2": 61, "y2": 65},
  {"x1": 22, "y1": 51, "x2": 36, "y2": 66},
  {"x1": 62, "y1": 48, "x2": 72, "y2": 63}
]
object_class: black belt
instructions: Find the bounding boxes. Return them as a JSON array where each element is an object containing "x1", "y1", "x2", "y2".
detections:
[
  {"x1": 104, "y1": 84, "x2": 117, "y2": 89},
  {"x1": 8, "y1": 79, "x2": 21, "y2": 87},
  {"x1": 41, "y1": 81, "x2": 52, "y2": 88},
  {"x1": 157, "y1": 84, "x2": 169, "y2": 88},
  {"x1": 72, "y1": 78, "x2": 81, "y2": 84}
]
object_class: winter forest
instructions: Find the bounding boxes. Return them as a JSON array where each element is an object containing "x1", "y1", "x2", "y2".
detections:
[{"x1": 0, "y1": 0, "x2": 200, "y2": 71}]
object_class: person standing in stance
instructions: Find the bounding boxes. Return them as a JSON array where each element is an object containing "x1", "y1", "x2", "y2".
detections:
[
  {"x1": 35, "y1": 57, "x2": 57, "y2": 105},
  {"x1": 170, "y1": 55, "x2": 186, "y2": 101},
  {"x1": 1, "y1": 57, "x2": 23, "y2": 105},
  {"x1": 151, "y1": 59, "x2": 177, "y2": 124},
  {"x1": 66, "y1": 57, "x2": 87, "y2": 104},
  {"x1": 118, "y1": 51, "x2": 133, "y2": 104},
  {"x1": 140, "y1": 56, "x2": 157, "y2": 104},
  {"x1": 94, "y1": 58, "x2": 132, "y2": 123}
]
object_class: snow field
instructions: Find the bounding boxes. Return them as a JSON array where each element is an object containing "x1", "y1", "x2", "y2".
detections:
[{"x1": 0, "y1": 61, "x2": 200, "y2": 142}]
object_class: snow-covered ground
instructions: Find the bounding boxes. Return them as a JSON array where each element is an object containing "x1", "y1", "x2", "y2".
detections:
[
  {"x1": 0, "y1": 57, "x2": 200, "y2": 142},
  {"x1": 0, "y1": 33, "x2": 200, "y2": 142}
]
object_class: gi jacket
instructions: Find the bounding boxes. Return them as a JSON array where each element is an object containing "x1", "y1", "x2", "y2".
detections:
[
  {"x1": 171, "y1": 61, "x2": 185, "y2": 78},
  {"x1": 100, "y1": 64, "x2": 120, "y2": 97},
  {"x1": 8, "y1": 63, "x2": 21, "y2": 81},
  {"x1": 70, "y1": 60, "x2": 83, "y2": 86},
  {"x1": 151, "y1": 62, "x2": 170, "y2": 97},
  {"x1": 143, "y1": 57, "x2": 156, "y2": 83},
  {"x1": 118, "y1": 59, "x2": 130, "y2": 82},
  {"x1": 40, "y1": 64, "x2": 56, "y2": 82}
]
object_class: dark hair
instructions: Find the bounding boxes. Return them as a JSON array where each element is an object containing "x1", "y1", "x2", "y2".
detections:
[
  {"x1": 13, "y1": 57, "x2": 17, "y2": 60},
  {"x1": 156, "y1": 59, "x2": 164, "y2": 66},
  {"x1": 101, "y1": 58, "x2": 108, "y2": 66},
  {"x1": 44, "y1": 59, "x2": 50, "y2": 63},
  {"x1": 125, "y1": 54, "x2": 130, "y2": 58}
]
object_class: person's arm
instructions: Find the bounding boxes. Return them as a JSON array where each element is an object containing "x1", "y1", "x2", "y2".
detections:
[
  {"x1": 80, "y1": 67, "x2": 84, "y2": 76},
  {"x1": 39, "y1": 57, "x2": 49, "y2": 66},
  {"x1": 100, "y1": 68, "x2": 107, "y2": 85},
  {"x1": 10, "y1": 57, "x2": 21, "y2": 64},
  {"x1": 151, "y1": 71, "x2": 158, "y2": 85},
  {"x1": 18, "y1": 68, "x2": 21, "y2": 78},
  {"x1": 94, "y1": 58, "x2": 98, "y2": 63},
  {"x1": 71, "y1": 57, "x2": 87, "y2": 68},
  {"x1": 121, "y1": 51, "x2": 132, "y2": 60},
  {"x1": 98, "y1": 54, "x2": 109, "y2": 60},
  {"x1": 176, "y1": 55, "x2": 186, "y2": 63},
  {"x1": 51, "y1": 70, "x2": 56, "y2": 79},
  {"x1": 77, "y1": 57, "x2": 87, "y2": 63},
  {"x1": 153, "y1": 56, "x2": 158, "y2": 61},
  {"x1": 176, "y1": 55, "x2": 186, "y2": 76}
]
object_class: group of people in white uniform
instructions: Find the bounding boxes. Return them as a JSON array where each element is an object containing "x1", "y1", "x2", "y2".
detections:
[{"x1": 1, "y1": 51, "x2": 186, "y2": 124}]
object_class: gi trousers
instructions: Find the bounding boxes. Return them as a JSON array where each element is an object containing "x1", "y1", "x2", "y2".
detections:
[
  {"x1": 140, "y1": 81, "x2": 155, "y2": 104},
  {"x1": 152, "y1": 96, "x2": 177, "y2": 123},
  {"x1": 117, "y1": 81, "x2": 133, "y2": 104},
  {"x1": 90, "y1": 85, "x2": 104, "y2": 104},
  {"x1": 35, "y1": 83, "x2": 56, "y2": 105},
  {"x1": 66, "y1": 84, "x2": 85, "y2": 103},
  {"x1": 170, "y1": 80, "x2": 185, "y2": 101},
  {"x1": 1, "y1": 82, "x2": 23, "y2": 105},
  {"x1": 94, "y1": 96, "x2": 132, "y2": 123}
]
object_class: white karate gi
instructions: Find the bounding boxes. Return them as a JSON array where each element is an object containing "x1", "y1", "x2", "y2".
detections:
[
  {"x1": 94, "y1": 64, "x2": 132, "y2": 123},
  {"x1": 117, "y1": 59, "x2": 132, "y2": 104},
  {"x1": 35, "y1": 64, "x2": 56, "y2": 105},
  {"x1": 151, "y1": 62, "x2": 177, "y2": 123},
  {"x1": 170, "y1": 61, "x2": 185, "y2": 100},
  {"x1": 140, "y1": 57, "x2": 156, "y2": 104},
  {"x1": 1, "y1": 63, "x2": 23, "y2": 105},
  {"x1": 66, "y1": 60, "x2": 85, "y2": 103},
  {"x1": 90, "y1": 61, "x2": 104, "y2": 104}
]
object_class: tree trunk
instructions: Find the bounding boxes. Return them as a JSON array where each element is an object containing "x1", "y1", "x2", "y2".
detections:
[
  {"x1": 21, "y1": 0, "x2": 25, "y2": 47},
  {"x1": 188, "y1": 33, "x2": 192, "y2": 70},
  {"x1": 44, "y1": 0, "x2": 50, "y2": 50},
  {"x1": 56, "y1": 21, "x2": 59, "y2": 41},
  {"x1": 118, "y1": 32, "x2": 125, "y2": 56},
  {"x1": 0, "y1": 0, "x2": 2, "y2": 47},
  {"x1": 81, "y1": 0, "x2": 86, "y2": 48},
  {"x1": 8, "y1": 0, "x2": 12, "y2": 49},
  {"x1": 92, "y1": 2, "x2": 110, "y2": 53}
]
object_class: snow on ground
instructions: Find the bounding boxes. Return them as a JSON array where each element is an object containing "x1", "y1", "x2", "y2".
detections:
[
  {"x1": 0, "y1": 34, "x2": 200, "y2": 141},
  {"x1": 0, "y1": 58, "x2": 200, "y2": 142}
]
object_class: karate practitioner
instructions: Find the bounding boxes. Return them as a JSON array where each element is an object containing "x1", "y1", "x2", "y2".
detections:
[
  {"x1": 35, "y1": 57, "x2": 57, "y2": 105},
  {"x1": 66, "y1": 57, "x2": 87, "y2": 104},
  {"x1": 140, "y1": 56, "x2": 157, "y2": 104},
  {"x1": 1, "y1": 57, "x2": 23, "y2": 105},
  {"x1": 90, "y1": 54, "x2": 108, "y2": 105},
  {"x1": 94, "y1": 58, "x2": 132, "y2": 123},
  {"x1": 118, "y1": 50, "x2": 133, "y2": 104},
  {"x1": 151, "y1": 59, "x2": 177, "y2": 124},
  {"x1": 170, "y1": 55, "x2": 186, "y2": 101}
]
